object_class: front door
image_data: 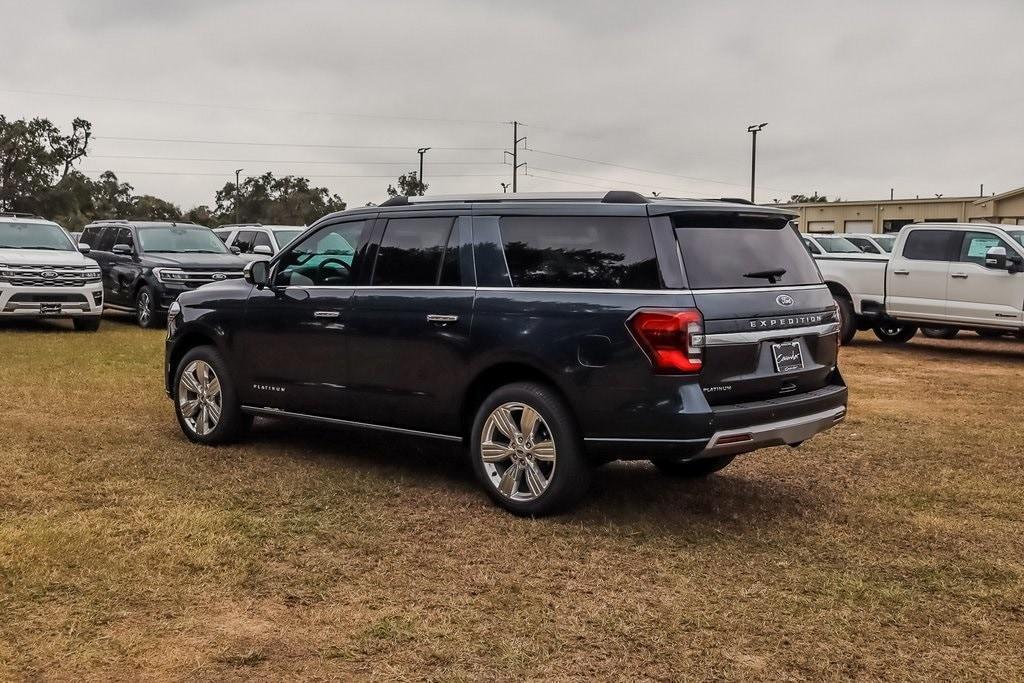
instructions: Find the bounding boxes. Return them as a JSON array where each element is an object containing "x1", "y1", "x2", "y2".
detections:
[
  {"x1": 946, "y1": 230, "x2": 1024, "y2": 327},
  {"x1": 238, "y1": 217, "x2": 374, "y2": 417},
  {"x1": 346, "y1": 215, "x2": 475, "y2": 436},
  {"x1": 886, "y1": 228, "x2": 957, "y2": 321}
]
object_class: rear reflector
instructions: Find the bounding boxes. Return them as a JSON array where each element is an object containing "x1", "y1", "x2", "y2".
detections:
[
  {"x1": 715, "y1": 433, "x2": 753, "y2": 446},
  {"x1": 627, "y1": 308, "x2": 704, "y2": 374}
]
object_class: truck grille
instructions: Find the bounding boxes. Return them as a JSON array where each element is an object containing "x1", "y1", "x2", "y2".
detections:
[
  {"x1": 157, "y1": 270, "x2": 245, "y2": 288},
  {"x1": 2, "y1": 264, "x2": 101, "y2": 287}
]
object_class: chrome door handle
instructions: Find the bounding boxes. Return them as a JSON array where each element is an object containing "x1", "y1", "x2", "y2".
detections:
[
  {"x1": 427, "y1": 314, "x2": 458, "y2": 324},
  {"x1": 950, "y1": 272, "x2": 968, "y2": 279},
  {"x1": 893, "y1": 269, "x2": 910, "y2": 275},
  {"x1": 314, "y1": 311, "x2": 340, "y2": 319}
]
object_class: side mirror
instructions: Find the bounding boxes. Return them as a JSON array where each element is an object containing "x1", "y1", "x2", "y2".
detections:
[
  {"x1": 78, "y1": 243, "x2": 91, "y2": 254},
  {"x1": 985, "y1": 246, "x2": 1008, "y2": 270},
  {"x1": 253, "y1": 245, "x2": 273, "y2": 256},
  {"x1": 230, "y1": 245, "x2": 241, "y2": 255},
  {"x1": 112, "y1": 243, "x2": 133, "y2": 255},
  {"x1": 1009, "y1": 253, "x2": 1024, "y2": 274},
  {"x1": 244, "y1": 259, "x2": 270, "y2": 288}
]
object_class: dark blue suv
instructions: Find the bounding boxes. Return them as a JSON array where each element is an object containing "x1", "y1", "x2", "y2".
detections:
[{"x1": 164, "y1": 192, "x2": 847, "y2": 515}]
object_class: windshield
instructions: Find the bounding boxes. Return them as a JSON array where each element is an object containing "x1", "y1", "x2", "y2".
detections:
[
  {"x1": 0, "y1": 221, "x2": 75, "y2": 251},
  {"x1": 874, "y1": 235, "x2": 896, "y2": 253},
  {"x1": 814, "y1": 236, "x2": 863, "y2": 253},
  {"x1": 1008, "y1": 231, "x2": 1024, "y2": 248},
  {"x1": 138, "y1": 226, "x2": 229, "y2": 253},
  {"x1": 273, "y1": 229, "x2": 303, "y2": 246},
  {"x1": 674, "y1": 215, "x2": 821, "y2": 289}
]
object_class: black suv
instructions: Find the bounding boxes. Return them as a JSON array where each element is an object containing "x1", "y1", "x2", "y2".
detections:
[
  {"x1": 81, "y1": 221, "x2": 247, "y2": 327},
  {"x1": 164, "y1": 192, "x2": 847, "y2": 515}
]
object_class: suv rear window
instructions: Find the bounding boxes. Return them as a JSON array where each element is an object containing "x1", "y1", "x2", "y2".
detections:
[
  {"x1": 499, "y1": 216, "x2": 660, "y2": 289},
  {"x1": 674, "y1": 214, "x2": 821, "y2": 289}
]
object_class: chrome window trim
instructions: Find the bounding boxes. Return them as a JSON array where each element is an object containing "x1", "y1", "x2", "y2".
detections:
[
  {"x1": 264, "y1": 283, "x2": 828, "y2": 295},
  {"x1": 703, "y1": 322, "x2": 840, "y2": 346}
]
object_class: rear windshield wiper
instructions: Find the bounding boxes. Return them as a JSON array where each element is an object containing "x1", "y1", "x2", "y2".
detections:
[{"x1": 743, "y1": 268, "x2": 786, "y2": 284}]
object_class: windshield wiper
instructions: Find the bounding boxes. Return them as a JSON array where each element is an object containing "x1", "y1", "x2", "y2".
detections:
[{"x1": 743, "y1": 268, "x2": 786, "y2": 284}]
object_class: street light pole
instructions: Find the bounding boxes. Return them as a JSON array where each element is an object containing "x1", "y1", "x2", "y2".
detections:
[
  {"x1": 747, "y1": 123, "x2": 767, "y2": 203},
  {"x1": 234, "y1": 168, "x2": 243, "y2": 224},
  {"x1": 417, "y1": 147, "x2": 430, "y2": 190}
]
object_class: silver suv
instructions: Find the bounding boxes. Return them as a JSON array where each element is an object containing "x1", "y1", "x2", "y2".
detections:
[
  {"x1": 213, "y1": 224, "x2": 304, "y2": 261},
  {"x1": 0, "y1": 213, "x2": 103, "y2": 330}
]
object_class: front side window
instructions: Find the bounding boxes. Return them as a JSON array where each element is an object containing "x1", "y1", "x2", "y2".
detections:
[
  {"x1": 93, "y1": 227, "x2": 115, "y2": 252},
  {"x1": 252, "y1": 231, "x2": 273, "y2": 250},
  {"x1": 273, "y1": 229, "x2": 303, "y2": 248},
  {"x1": 275, "y1": 220, "x2": 367, "y2": 287},
  {"x1": 0, "y1": 221, "x2": 75, "y2": 251},
  {"x1": 874, "y1": 235, "x2": 896, "y2": 253},
  {"x1": 958, "y1": 231, "x2": 1015, "y2": 266},
  {"x1": 138, "y1": 226, "x2": 229, "y2": 254},
  {"x1": 113, "y1": 228, "x2": 133, "y2": 248},
  {"x1": 846, "y1": 237, "x2": 879, "y2": 254},
  {"x1": 499, "y1": 216, "x2": 660, "y2": 289},
  {"x1": 80, "y1": 226, "x2": 101, "y2": 247},
  {"x1": 232, "y1": 230, "x2": 257, "y2": 253},
  {"x1": 372, "y1": 217, "x2": 454, "y2": 286},
  {"x1": 902, "y1": 230, "x2": 957, "y2": 261},
  {"x1": 814, "y1": 236, "x2": 863, "y2": 254},
  {"x1": 802, "y1": 237, "x2": 822, "y2": 255},
  {"x1": 1008, "y1": 230, "x2": 1024, "y2": 248}
]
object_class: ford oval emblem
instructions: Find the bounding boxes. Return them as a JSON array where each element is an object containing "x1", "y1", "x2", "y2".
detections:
[
  {"x1": 212, "y1": 273, "x2": 227, "y2": 281},
  {"x1": 776, "y1": 294, "x2": 794, "y2": 307},
  {"x1": 42, "y1": 270, "x2": 58, "y2": 279}
]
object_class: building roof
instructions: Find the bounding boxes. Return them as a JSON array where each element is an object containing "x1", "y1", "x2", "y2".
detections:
[{"x1": 781, "y1": 186, "x2": 1024, "y2": 209}]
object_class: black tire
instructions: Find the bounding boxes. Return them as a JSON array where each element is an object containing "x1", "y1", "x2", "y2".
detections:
[
  {"x1": 172, "y1": 345, "x2": 252, "y2": 445},
  {"x1": 976, "y1": 329, "x2": 1006, "y2": 339},
  {"x1": 834, "y1": 296, "x2": 857, "y2": 345},
  {"x1": 469, "y1": 382, "x2": 590, "y2": 516},
  {"x1": 135, "y1": 285, "x2": 161, "y2": 328},
  {"x1": 921, "y1": 326, "x2": 959, "y2": 339},
  {"x1": 73, "y1": 317, "x2": 101, "y2": 332},
  {"x1": 651, "y1": 454, "x2": 735, "y2": 477},
  {"x1": 873, "y1": 324, "x2": 917, "y2": 344}
]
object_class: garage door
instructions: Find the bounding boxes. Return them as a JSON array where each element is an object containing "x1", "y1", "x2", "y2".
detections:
[
  {"x1": 807, "y1": 221, "x2": 835, "y2": 233},
  {"x1": 843, "y1": 220, "x2": 873, "y2": 234}
]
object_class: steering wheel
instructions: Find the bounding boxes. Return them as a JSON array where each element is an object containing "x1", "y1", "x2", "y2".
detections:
[{"x1": 317, "y1": 257, "x2": 351, "y2": 284}]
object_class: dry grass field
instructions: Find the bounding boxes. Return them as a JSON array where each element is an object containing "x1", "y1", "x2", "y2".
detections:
[{"x1": 1, "y1": 317, "x2": 1022, "y2": 681}]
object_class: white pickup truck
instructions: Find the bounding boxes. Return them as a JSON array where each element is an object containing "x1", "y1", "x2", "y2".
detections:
[{"x1": 810, "y1": 223, "x2": 1024, "y2": 344}]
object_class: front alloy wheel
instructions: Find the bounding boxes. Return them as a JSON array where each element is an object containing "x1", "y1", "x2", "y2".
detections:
[
  {"x1": 178, "y1": 360, "x2": 222, "y2": 437},
  {"x1": 480, "y1": 402, "x2": 557, "y2": 501},
  {"x1": 136, "y1": 286, "x2": 158, "y2": 328}
]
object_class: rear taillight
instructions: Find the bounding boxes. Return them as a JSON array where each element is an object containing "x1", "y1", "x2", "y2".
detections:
[{"x1": 627, "y1": 308, "x2": 704, "y2": 374}]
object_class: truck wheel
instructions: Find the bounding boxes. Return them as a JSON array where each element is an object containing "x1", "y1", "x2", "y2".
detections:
[
  {"x1": 73, "y1": 317, "x2": 101, "y2": 332},
  {"x1": 834, "y1": 297, "x2": 857, "y2": 345},
  {"x1": 135, "y1": 286, "x2": 161, "y2": 328},
  {"x1": 651, "y1": 454, "x2": 735, "y2": 477},
  {"x1": 873, "y1": 324, "x2": 917, "y2": 344},
  {"x1": 470, "y1": 382, "x2": 590, "y2": 517},
  {"x1": 921, "y1": 327, "x2": 958, "y2": 339}
]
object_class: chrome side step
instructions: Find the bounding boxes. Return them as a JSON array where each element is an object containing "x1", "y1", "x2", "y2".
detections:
[{"x1": 240, "y1": 405, "x2": 462, "y2": 442}]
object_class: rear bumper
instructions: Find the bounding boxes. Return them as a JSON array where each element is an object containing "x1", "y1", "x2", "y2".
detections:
[{"x1": 699, "y1": 404, "x2": 846, "y2": 457}]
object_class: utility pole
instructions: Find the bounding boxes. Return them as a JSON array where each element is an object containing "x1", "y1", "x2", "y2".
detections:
[
  {"x1": 500, "y1": 182, "x2": 510, "y2": 193},
  {"x1": 980, "y1": 183, "x2": 984, "y2": 197},
  {"x1": 504, "y1": 121, "x2": 527, "y2": 192},
  {"x1": 234, "y1": 169, "x2": 243, "y2": 224},
  {"x1": 890, "y1": 188, "x2": 894, "y2": 200},
  {"x1": 417, "y1": 147, "x2": 430, "y2": 188},
  {"x1": 747, "y1": 123, "x2": 767, "y2": 203}
]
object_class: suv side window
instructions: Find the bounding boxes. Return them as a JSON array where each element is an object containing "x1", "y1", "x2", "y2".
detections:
[
  {"x1": 846, "y1": 237, "x2": 879, "y2": 254},
  {"x1": 958, "y1": 231, "x2": 1014, "y2": 266},
  {"x1": 215, "y1": 231, "x2": 230, "y2": 243},
  {"x1": 113, "y1": 228, "x2": 133, "y2": 248},
  {"x1": 802, "y1": 237, "x2": 822, "y2": 255},
  {"x1": 252, "y1": 231, "x2": 273, "y2": 250},
  {"x1": 81, "y1": 226, "x2": 101, "y2": 247},
  {"x1": 233, "y1": 230, "x2": 257, "y2": 253},
  {"x1": 93, "y1": 227, "x2": 115, "y2": 252},
  {"x1": 275, "y1": 220, "x2": 368, "y2": 287},
  {"x1": 903, "y1": 230, "x2": 957, "y2": 261},
  {"x1": 371, "y1": 217, "x2": 455, "y2": 286},
  {"x1": 499, "y1": 216, "x2": 660, "y2": 289}
]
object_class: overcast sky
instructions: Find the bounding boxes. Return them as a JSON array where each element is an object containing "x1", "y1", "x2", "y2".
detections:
[{"x1": 2, "y1": 0, "x2": 1022, "y2": 210}]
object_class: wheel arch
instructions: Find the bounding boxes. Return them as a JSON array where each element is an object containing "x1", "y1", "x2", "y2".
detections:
[
  {"x1": 459, "y1": 361, "x2": 575, "y2": 442},
  {"x1": 167, "y1": 328, "x2": 221, "y2": 390}
]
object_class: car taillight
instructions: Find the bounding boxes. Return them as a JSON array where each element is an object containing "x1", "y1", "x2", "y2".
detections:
[{"x1": 627, "y1": 308, "x2": 704, "y2": 374}]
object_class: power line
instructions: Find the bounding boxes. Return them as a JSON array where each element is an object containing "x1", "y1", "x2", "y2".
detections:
[
  {"x1": 80, "y1": 169, "x2": 505, "y2": 179},
  {"x1": 1, "y1": 87, "x2": 503, "y2": 127},
  {"x1": 90, "y1": 154, "x2": 504, "y2": 166},
  {"x1": 94, "y1": 135, "x2": 504, "y2": 151}
]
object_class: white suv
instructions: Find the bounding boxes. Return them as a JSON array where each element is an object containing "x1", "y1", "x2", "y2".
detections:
[
  {"x1": 0, "y1": 214, "x2": 103, "y2": 331},
  {"x1": 213, "y1": 224, "x2": 305, "y2": 261}
]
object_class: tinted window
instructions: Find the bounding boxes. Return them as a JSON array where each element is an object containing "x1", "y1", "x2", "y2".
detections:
[
  {"x1": 275, "y1": 220, "x2": 367, "y2": 287},
  {"x1": 214, "y1": 231, "x2": 230, "y2": 243},
  {"x1": 846, "y1": 237, "x2": 880, "y2": 254},
  {"x1": 233, "y1": 230, "x2": 257, "y2": 253},
  {"x1": 903, "y1": 230, "x2": 957, "y2": 261},
  {"x1": 113, "y1": 228, "x2": 133, "y2": 248},
  {"x1": 372, "y1": 217, "x2": 454, "y2": 286},
  {"x1": 138, "y1": 226, "x2": 228, "y2": 254},
  {"x1": 93, "y1": 227, "x2": 115, "y2": 252},
  {"x1": 81, "y1": 226, "x2": 101, "y2": 247},
  {"x1": 958, "y1": 231, "x2": 1014, "y2": 266},
  {"x1": 500, "y1": 216, "x2": 660, "y2": 289},
  {"x1": 252, "y1": 231, "x2": 273, "y2": 250},
  {"x1": 674, "y1": 215, "x2": 821, "y2": 289}
]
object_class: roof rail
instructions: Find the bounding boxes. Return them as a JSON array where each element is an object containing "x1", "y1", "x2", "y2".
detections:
[
  {"x1": 0, "y1": 211, "x2": 46, "y2": 219},
  {"x1": 718, "y1": 197, "x2": 754, "y2": 205},
  {"x1": 601, "y1": 190, "x2": 648, "y2": 204}
]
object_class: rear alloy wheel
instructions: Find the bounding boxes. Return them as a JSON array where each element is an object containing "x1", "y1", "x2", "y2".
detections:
[
  {"x1": 651, "y1": 454, "x2": 735, "y2": 477},
  {"x1": 173, "y1": 346, "x2": 251, "y2": 445},
  {"x1": 136, "y1": 286, "x2": 160, "y2": 328},
  {"x1": 873, "y1": 324, "x2": 917, "y2": 344},
  {"x1": 921, "y1": 326, "x2": 959, "y2": 339},
  {"x1": 834, "y1": 296, "x2": 857, "y2": 345},
  {"x1": 470, "y1": 382, "x2": 589, "y2": 516}
]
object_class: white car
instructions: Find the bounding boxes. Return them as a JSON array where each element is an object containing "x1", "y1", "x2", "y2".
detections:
[
  {"x1": 801, "y1": 233, "x2": 875, "y2": 258},
  {"x1": 844, "y1": 233, "x2": 897, "y2": 255},
  {"x1": 0, "y1": 213, "x2": 103, "y2": 330},
  {"x1": 213, "y1": 224, "x2": 305, "y2": 261}
]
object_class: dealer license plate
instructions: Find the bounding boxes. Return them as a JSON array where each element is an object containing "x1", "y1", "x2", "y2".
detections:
[{"x1": 772, "y1": 341, "x2": 804, "y2": 373}]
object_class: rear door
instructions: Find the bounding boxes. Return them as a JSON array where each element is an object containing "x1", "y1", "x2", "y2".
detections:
[
  {"x1": 946, "y1": 230, "x2": 1024, "y2": 327},
  {"x1": 672, "y1": 213, "x2": 840, "y2": 406},
  {"x1": 885, "y1": 228, "x2": 958, "y2": 321}
]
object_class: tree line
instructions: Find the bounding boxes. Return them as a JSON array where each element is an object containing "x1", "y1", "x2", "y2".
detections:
[{"x1": 0, "y1": 115, "x2": 428, "y2": 229}]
